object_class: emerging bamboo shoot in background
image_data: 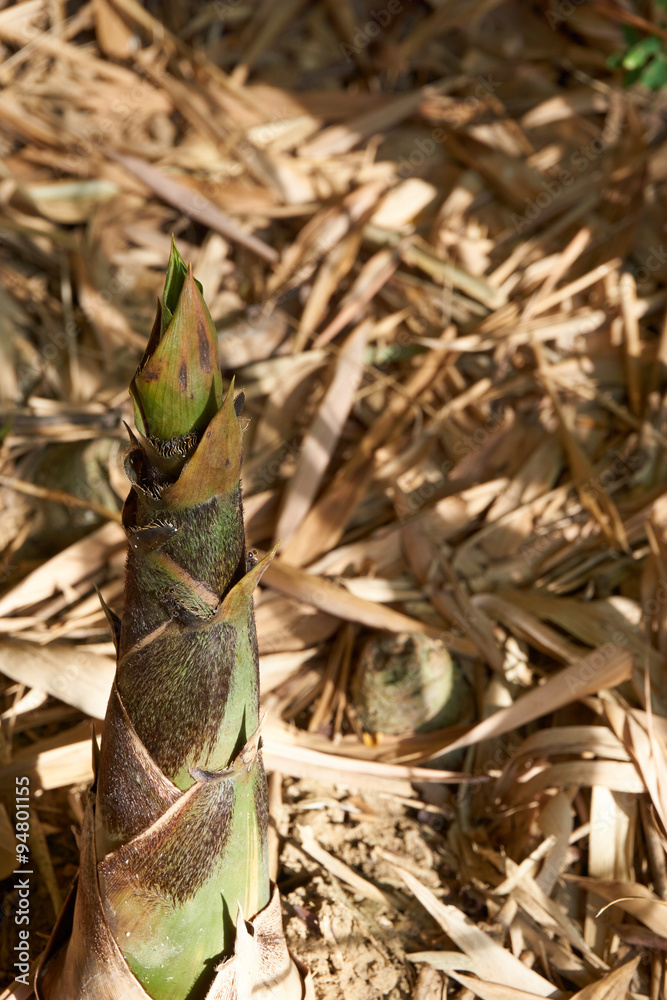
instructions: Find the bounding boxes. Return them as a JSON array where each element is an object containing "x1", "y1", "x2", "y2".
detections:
[{"x1": 36, "y1": 241, "x2": 307, "y2": 1000}]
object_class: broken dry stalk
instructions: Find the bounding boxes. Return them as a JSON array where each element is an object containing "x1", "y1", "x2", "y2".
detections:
[{"x1": 35, "y1": 241, "x2": 308, "y2": 1000}]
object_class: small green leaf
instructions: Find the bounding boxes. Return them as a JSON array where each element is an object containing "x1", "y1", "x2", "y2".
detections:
[
  {"x1": 606, "y1": 50, "x2": 625, "y2": 69},
  {"x1": 622, "y1": 35, "x2": 662, "y2": 70},
  {"x1": 162, "y1": 237, "x2": 204, "y2": 334},
  {"x1": 640, "y1": 51, "x2": 667, "y2": 88}
]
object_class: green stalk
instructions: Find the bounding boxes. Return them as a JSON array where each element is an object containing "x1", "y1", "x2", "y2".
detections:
[
  {"x1": 97, "y1": 241, "x2": 270, "y2": 998},
  {"x1": 35, "y1": 241, "x2": 304, "y2": 1000}
]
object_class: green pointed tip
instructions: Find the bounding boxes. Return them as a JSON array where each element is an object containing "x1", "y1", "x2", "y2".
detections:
[
  {"x1": 162, "y1": 237, "x2": 203, "y2": 334},
  {"x1": 130, "y1": 247, "x2": 223, "y2": 445}
]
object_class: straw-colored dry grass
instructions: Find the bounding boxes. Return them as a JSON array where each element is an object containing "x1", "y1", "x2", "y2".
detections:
[{"x1": 1, "y1": 0, "x2": 667, "y2": 997}]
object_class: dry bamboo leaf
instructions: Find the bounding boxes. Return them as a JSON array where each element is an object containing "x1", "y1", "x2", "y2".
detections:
[
  {"x1": 306, "y1": 526, "x2": 404, "y2": 578},
  {"x1": 399, "y1": 511, "x2": 504, "y2": 671},
  {"x1": 92, "y1": 0, "x2": 137, "y2": 59},
  {"x1": 2, "y1": 9, "x2": 667, "y2": 998},
  {"x1": 567, "y1": 957, "x2": 641, "y2": 1000},
  {"x1": 537, "y1": 792, "x2": 575, "y2": 895},
  {"x1": 613, "y1": 924, "x2": 667, "y2": 949},
  {"x1": 529, "y1": 259, "x2": 621, "y2": 318},
  {"x1": 522, "y1": 227, "x2": 592, "y2": 321},
  {"x1": 0, "y1": 640, "x2": 115, "y2": 718},
  {"x1": 105, "y1": 151, "x2": 279, "y2": 263},
  {"x1": 267, "y1": 181, "x2": 387, "y2": 295},
  {"x1": 447, "y1": 972, "x2": 557, "y2": 1000},
  {"x1": 493, "y1": 836, "x2": 557, "y2": 894},
  {"x1": 300, "y1": 88, "x2": 432, "y2": 159},
  {"x1": 520, "y1": 91, "x2": 609, "y2": 129},
  {"x1": 337, "y1": 577, "x2": 421, "y2": 602},
  {"x1": 281, "y1": 334, "x2": 465, "y2": 566},
  {"x1": 312, "y1": 250, "x2": 398, "y2": 348},
  {"x1": 566, "y1": 878, "x2": 667, "y2": 937},
  {"x1": 0, "y1": 687, "x2": 49, "y2": 723},
  {"x1": 474, "y1": 593, "x2": 584, "y2": 662},
  {"x1": 0, "y1": 94, "x2": 63, "y2": 145},
  {"x1": 600, "y1": 895, "x2": 667, "y2": 928},
  {"x1": 0, "y1": 722, "x2": 103, "y2": 796},
  {"x1": 0, "y1": 618, "x2": 42, "y2": 634},
  {"x1": 371, "y1": 180, "x2": 438, "y2": 231},
  {"x1": 294, "y1": 229, "x2": 364, "y2": 349},
  {"x1": 603, "y1": 698, "x2": 667, "y2": 835},
  {"x1": 71, "y1": 252, "x2": 145, "y2": 349},
  {"x1": 0, "y1": 522, "x2": 124, "y2": 617},
  {"x1": 584, "y1": 785, "x2": 636, "y2": 951},
  {"x1": 401, "y1": 241, "x2": 506, "y2": 311},
  {"x1": 428, "y1": 647, "x2": 633, "y2": 758},
  {"x1": 493, "y1": 726, "x2": 635, "y2": 805},
  {"x1": 407, "y1": 953, "x2": 480, "y2": 973},
  {"x1": 259, "y1": 650, "x2": 318, "y2": 694},
  {"x1": 538, "y1": 366, "x2": 629, "y2": 552},
  {"x1": 275, "y1": 322, "x2": 368, "y2": 545},
  {"x1": 498, "y1": 870, "x2": 607, "y2": 972},
  {"x1": 423, "y1": 482, "x2": 512, "y2": 544},
  {"x1": 0, "y1": 473, "x2": 123, "y2": 526},
  {"x1": 248, "y1": 352, "x2": 327, "y2": 457},
  {"x1": 498, "y1": 591, "x2": 663, "y2": 678},
  {"x1": 263, "y1": 555, "x2": 447, "y2": 639},
  {"x1": 378, "y1": 850, "x2": 558, "y2": 997},
  {"x1": 24, "y1": 180, "x2": 121, "y2": 226},
  {"x1": 619, "y1": 272, "x2": 642, "y2": 419},
  {"x1": 255, "y1": 596, "x2": 339, "y2": 654},
  {"x1": 508, "y1": 761, "x2": 645, "y2": 803},
  {"x1": 485, "y1": 437, "x2": 562, "y2": 524}
]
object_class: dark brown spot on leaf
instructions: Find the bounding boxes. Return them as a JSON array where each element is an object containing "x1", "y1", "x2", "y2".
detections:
[{"x1": 197, "y1": 318, "x2": 213, "y2": 373}]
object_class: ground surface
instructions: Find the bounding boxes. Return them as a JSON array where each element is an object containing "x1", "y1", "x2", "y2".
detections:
[{"x1": 1, "y1": 1, "x2": 667, "y2": 998}]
